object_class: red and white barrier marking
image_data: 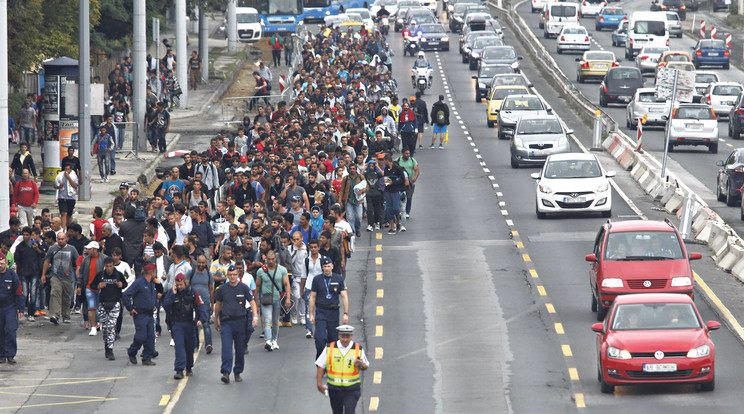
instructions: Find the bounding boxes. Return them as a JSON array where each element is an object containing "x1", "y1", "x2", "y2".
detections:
[
  {"x1": 166, "y1": 150, "x2": 191, "y2": 158},
  {"x1": 700, "y1": 20, "x2": 705, "y2": 39}
]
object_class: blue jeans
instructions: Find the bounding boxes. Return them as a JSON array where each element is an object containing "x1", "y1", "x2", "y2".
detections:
[
  {"x1": 345, "y1": 202, "x2": 363, "y2": 235},
  {"x1": 21, "y1": 276, "x2": 39, "y2": 315},
  {"x1": 220, "y1": 318, "x2": 246, "y2": 374},
  {"x1": 96, "y1": 154, "x2": 110, "y2": 179},
  {"x1": 20, "y1": 127, "x2": 34, "y2": 146},
  {"x1": 304, "y1": 288, "x2": 313, "y2": 333},
  {"x1": 261, "y1": 300, "x2": 281, "y2": 342},
  {"x1": 172, "y1": 321, "x2": 196, "y2": 371},
  {"x1": 109, "y1": 146, "x2": 117, "y2": 172}
]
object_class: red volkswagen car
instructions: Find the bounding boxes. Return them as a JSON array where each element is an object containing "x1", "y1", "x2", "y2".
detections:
[
  {"x1": 586, "y1": 219, "x2": 702, "y2": 321},
  {"x1": 592, "y1": 294, "x2": 719, "y2": 393}
]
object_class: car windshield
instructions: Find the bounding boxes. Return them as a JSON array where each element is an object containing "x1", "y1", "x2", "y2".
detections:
[
  {"x1": 543, "y1": 159, "x2": 601, "y2": 178},
  {"x1": 454, "y1": 4, "x2": 470, "y2": 13},
  {"x1": 696, "y1": 73, "x2": 718, "y2": 83},
  {"x1": 562, "y1": 27, "x2": 586, "y2": 35},
  {"x1": 374, "y1": 0, "x2": 396, "y2": 5},
  {"x1": 611, "y1": 303, "x2": 701, "y2": 331},
  {"x1": 481, "y1": 66, "x2": 513, "y2": 77},
  {"x1": 675, "y1": 106, "x2": 714, "y2": 119},
  {"x1": 484, "y1": 47, "x2": 515, "y2": 59},
  {"x1": 712, "y1": 85, "x2": 743, "y2": 96},
  {"x1": 666, "y1": 13, "x2": 680, "y2": 22},
  {"x1": 491, "y1": 88, "x2": 527, "y2": 99},
  {"x1": 421, "y1": 25, "x2": 445, "y2": 34},
  {"x1": 503, "y1": 97, "x2": 543, "y2": 110},
  {"x1": 610, "y1": 69, "x2": 641, "y2": 80},
  {"x1": 634, "y1": 21, "x2": 665, "y2": 36},
  {"x1": 638, "y1": 92, "x2": 667, "y2": 103},
  {"x1": 492, "y1": 75, "x2": 527, "y2": 85},
  {"x1": 699, "y1": 40, "x2": 726, "y2": 49},
  {"x1": 666, "y1": 54, "x2": 690, "y2": 62},
  {"x1": 550, "y1": 5, "x2": 577, "y2": 17},
  {"x1": 601, "y1": 7, "x2": 625, "y2": 14},
  {"x1": 398, "y1": 1, "x2": 419, "y2": 7},
  {"x1": 585, "y1": 52, "x2": 614, "y2": 61},
  {"x1": 474, "y1": 38, "x2": 502, "y2": 48},
  {"x1": 518, "y1": 119, "x2": 562, "y2": 134},
  {"x1": 642, "y1": 47, "x2": 668, "y2": 55},
  {"x1": 605, "y1": 230, "x2": 685, "y2": 260}
]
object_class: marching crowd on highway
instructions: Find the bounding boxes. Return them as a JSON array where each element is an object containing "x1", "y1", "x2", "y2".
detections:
[{"x1": 0, "y1": 14, "x2": 453, "y2": 414}]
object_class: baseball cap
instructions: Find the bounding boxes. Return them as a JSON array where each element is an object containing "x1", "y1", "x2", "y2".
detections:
[
  {"x1": 84, "y1": 241, "x2": 100, "y2": 250},
  {"x1": 240, "y1": 155, "x2": 248, "y2": 162},
  {"x1": 320, "y1": 257, "x2": 332, "y2": 266}
]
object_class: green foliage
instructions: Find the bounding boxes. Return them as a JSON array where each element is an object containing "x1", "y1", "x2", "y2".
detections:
[
  {"x1": 7, "y1": 0, "x2": 43, "y2": 88},
  {"x1": 8, "y1": 93, "x2": 27, "y2": 121}
]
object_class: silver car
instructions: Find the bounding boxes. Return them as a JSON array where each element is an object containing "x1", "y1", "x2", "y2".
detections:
[
  {"x1": 498, "y1": 94, "x2": 551, "y2": 139},
  {"x1": 693, "y1": 71, "x2": 719, "y2": 102},
  {"x1": 666, "y1": 103, "x2": 719, "y2": 153},
  {"x1": 510, "y1": 115, "x2": 573, "y2": 168},
  {"x1": 666, "y1": 12, "x2": 683, "y2": 38},
  {"x1": 625, "y1": 88, "x2": 671, "y2": 128},
  {"x1": 702, "y1": 81, "x2": 744, "y2": 117},
  {"x1": 635, "y1": 45, "x2": 669, "y2": 75}
]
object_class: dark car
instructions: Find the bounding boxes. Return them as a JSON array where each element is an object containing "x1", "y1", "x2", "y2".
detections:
[
  {"x1": 449, "y1": 3, "x2": 472, "y2": 32},
  {"x1": 466, "y1": 36, "x2": 504, "y2": 68},
  {"x1": 460, "y1": 30, "x2": 493, "y2": 56},
  {"x1": 728, "y1": 91, "x2": 744, "y2": 139},
  {"x1": 418, "y1": 23, "x2": 450, "y2": 51},
  {"x1": 651, "y1": 0, "x2": 686, "y2": 20},
  {"x1": 473, "y1": 64, "x2": 517, "y2": 101},
  {"x1": 692, "y1": 39, "x2": 730, "y2": 69},
  {"x1": 716, "y1": 149, "x2": 744, "y2": 207},
  {"x1": 599, "y1": 66, "x2": 644, "y2": 107},
  {"x1": 479, "y1": 45, "x2": 522, "y2": 72},
  {"x1": 682, "y1": 0, "x2": 698, "y2": 10},
  {"x1": 712, "y1": 0, "x2": 729, "y2": 11}
]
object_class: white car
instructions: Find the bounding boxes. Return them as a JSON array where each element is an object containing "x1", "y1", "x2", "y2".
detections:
[
  {"x1": 418, "y1": 0, "x2": 438, "y2": 15},
  {"x1": 625, "y1": 88, "x2": 671, "y2": 128},
  {"x1": 556, "y1": 25, "x2": 591, "y2": 54},
  {"x1": 694, "y1": 71, "x2": 719, "y2": 100},
  {"x1": 634, "y1": 45, "x2": 669, "y2": 75},
  {"x1": 370, "y1": 0, "x2": 398, "y2": 17},
  {"x1": 579, "y1": 0, "x2": 607, "y2": 17},
  {"x1": 531, "y1": 0, "x2": 557, "y2": 13},
  {"x1": 346, "y1": 8, "x2": 375, "y2": 30},
  {"x1": 702, "y1": 81, "x2": 744, "y2": 117},
  {"x1": 531, "y1": 153, "x2": 615, "y2": 218},
  {"x1": 666, "y1": 103, "x2": 719, "y2": 153}
]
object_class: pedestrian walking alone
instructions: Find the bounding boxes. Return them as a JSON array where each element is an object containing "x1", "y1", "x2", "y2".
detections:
[{"x1": 315, "y1": 324, "x2": 369, "y2": 414}]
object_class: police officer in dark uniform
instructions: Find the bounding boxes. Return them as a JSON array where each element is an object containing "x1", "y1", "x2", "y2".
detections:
[
  {"x1": 308, "y1": 257, "x2": 349, "y2": 359},
  {"x1": 123, "y1": 263, "x2": 160, "y2": 366},
  {"x1": 0, "y1": 255, "x2": 24, "y2": 364},
  {"x1": 214, "y1": 265, "x2": 258, "y2": 384},
  {"x1": 163, "y1": 272, "x2": 208, "y2": 379}
]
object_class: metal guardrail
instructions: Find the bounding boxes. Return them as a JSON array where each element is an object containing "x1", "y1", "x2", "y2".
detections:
[{"x1": 113, "y1": 121, "x2": 140, "y2": 159}]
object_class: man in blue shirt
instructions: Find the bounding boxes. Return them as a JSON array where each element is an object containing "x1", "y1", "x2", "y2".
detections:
[
  {"x1": 123, "y1": 263, "x2": 161, "y2": 365},
  {"x1": 308, "y1": 257, "x2": 349, "y2": 359}
]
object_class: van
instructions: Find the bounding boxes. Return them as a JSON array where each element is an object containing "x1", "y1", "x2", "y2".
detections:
[
  {"x1": 624, "y1": 11, "x2": 668, "y2": 59},
  {"x1": 236, "y1": 7, "x2": 262, "y2": 43},
  {"x1": 542, "y1": 2, "x2": 580, "y2": 38}
]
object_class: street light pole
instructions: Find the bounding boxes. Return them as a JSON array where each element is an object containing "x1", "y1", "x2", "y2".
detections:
[
  {"x1": 133, "y1": 0, "x2": 146, "y2": 153},
  {"x1": 661, "y1": 69, "x2": 678, "y2": 180},
  {"x1": 0, "y1": 0, "x2": 9, "y2": 232},
  {"x1": 79, "y1": 0, "x2": 91, "y2": 200},
  {"x1": 176, "y1": 0, "x2": 188, "y2": 108}
]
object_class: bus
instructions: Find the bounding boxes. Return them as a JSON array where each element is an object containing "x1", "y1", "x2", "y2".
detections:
[
  {"x1": 251, "y1": 0, "x2": 305, "y2": 34},
  {"x1": 303, "y1": 0, "x2": 341, "y2": 23}
]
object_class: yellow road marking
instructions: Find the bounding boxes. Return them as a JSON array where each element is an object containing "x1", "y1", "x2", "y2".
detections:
[
  {"x1": 0, "y1": 399, "x2": 117, "y2": 410},
  {"x1": 377, "y1": 289, "x2": 384, "y2": 298},
  {"x1": 545, "y1": 303, "x2": 556, "y2": 313},
  {"x1": 375, "y1": 257, "x2": 383, "y2": 265},
  {"x1": 529, "y1": 269, "x2": 538, "y2": 278},
  {"x1": 516, "y1": 241, "x2": 524, "y2": 248},
  {"x1": 554, "y1": 323, "x2": 565, "y2": 334},
  {"x1": 375, "y1": 347, "x2": 384, "y2": 359},
  {"x1": 569, "y1": 368, "x2": 579, "y2": 381},
  {"x1": 537, "y1": 285, "x2": 546, "y2": 296},
  {"x1": 511, "y1": 230, "x2": 519, "y2": 236},
  {"x1": 575, "y1": 393, "x2": 586, "y2": 408},
  {"x1": 369, "y1": 397, "x2": 380, "y2": 411},
  {"x1": 0, "y1": 391, "x2": 115, "y2": 400},
  {"x1": 373, "y1": 371, "x2": 382, "y2": 384},
  {"x1": 376, "y1": 306, "x2": 384, "y2": 316},
  {"x1": 522, "y1": 253, "x2": 531, "y2": 262},
  {"x1": 0, "y1": 378, "x2": 126, "y2": 390},
  {"x1": 376, "y1": 233, "x2": 382, "y2": 239},
  {"x1": 694, "y1": 271, "x2": 744, "y2": 342},
  {"x1": 159, "y1": 395, "x2": 170, "y2": 406},
  {"x1": 376, "y1": 272, "x2": 383, "y2": 281},
  {"x1": 376, "y1": 245, "x2": 382, "y2": 251},
  {"x1": 562, "y1": 344, "x2": 573, "y2": 357},
  {"x1": 163, "y1": 327, "x2": 205, "y2": 413},
  {"x1": 376, "y1": 325, "x2": 383, "y2": 336}
]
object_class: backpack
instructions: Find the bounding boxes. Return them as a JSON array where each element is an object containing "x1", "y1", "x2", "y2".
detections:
[
  {"x1": 435, "y1": 107, "x2": 446, "y2": 126},
  {"x1": 134, "y1": 207, "x2": 147, "y2": 221},
  {"x1": 305, "y1": 254, "x2": 327, "y2": 277}
]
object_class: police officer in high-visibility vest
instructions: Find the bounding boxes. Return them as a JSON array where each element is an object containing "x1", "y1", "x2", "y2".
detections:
[
  {"x1": 315, "y1": 325, "x2": 369, "y2": 414},
  {"x1": 308, "y1": 257, "x2": 349, "y2": 359},
  {"x1": 163, "y1": 273, "x2": 208, "y2": 380},
  {"x1": 0, "y1": 255, "x2": 24, "y2": 364}
]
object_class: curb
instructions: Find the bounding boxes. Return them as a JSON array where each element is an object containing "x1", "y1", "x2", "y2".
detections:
[{"x1": 138, "y1": 133, "x2": 182, "y2": 185}]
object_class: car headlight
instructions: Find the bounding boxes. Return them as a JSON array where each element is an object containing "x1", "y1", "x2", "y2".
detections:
[
  {"x1": 595, "y1": 182, "x2": 609, "y2": 193},
  {"x1": 538, "y1": 183, "x2": 553, "y2": 194},
  {"x1": 558, "y1": 136, "x2": 568, "y2": 146},
  {"x1": 397, "y1": 18, "x2": 403, "y2": 23},
  {"x1": 478, "y1": 82, "x2": 486, "y2": 88},
  {"x1": 513, "y1": 137, "x2": 524, "y2": 148},
  {"x1": 441, "y1": 36, "x2": 449, "y2": 42},
  {"x1": 511, "y1": 61, "x2": 519, "y2": 69},
  {"x1": 455, "y1": 16, "x2": 463, "y2": 22},
  {"x1": 325, "y1": 10, "x2": 331, "y2": 14},
  {"x1": 601, "y1": 278, "x2": 623, "y2": 288},
  {"x1": 470, "y1": 51, "x2": 478, "y2": 57},
  {"x1": 448, "y1": 5, "x2": 454, "y2": 11},
  {"x1": 607, "y1": 346, "x2": 632, "y2": 360},
  {"x1": 421, "y1": 37, "x2": 428, "y2": 42},
  {"x1": 687, "y1": 344, "x2": 710, "y2": 358},
  {"x1": 671, "y1": 276, "x2": 692, "y2": 287}
]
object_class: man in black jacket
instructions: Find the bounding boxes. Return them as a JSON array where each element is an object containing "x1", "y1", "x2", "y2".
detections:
[
  {"x1": 90, "y1": 257, "x2": 128, "y2": 360},
  {"x1": 430, "y1": 95, "x2": 450, "y2": 149},
  {"x1": 414, "y1": 92, "x2": 428, "y2": 150},
  {"x1": 119, "y1": 206, "x2": 147, "y2": 274},
  {"x1": 383, "y1": 153, "x2": 406, "y2": 233},
  {"x1": 15, "y1": 227, "x2": 43, "y2": 320}
]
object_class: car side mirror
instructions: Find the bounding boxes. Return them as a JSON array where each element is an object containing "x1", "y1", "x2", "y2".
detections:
[
  {"x1": 716, "y1": 160, "x2": 724, "y2": 166},
  {"x1": 472, "y1": 75, "x2": 477, "y2": 79},
  {"x1": 616, "y1": 58, "x2": 622, "y2": 62},
  {"x1": 707, "y1": 321, "x2": 721, "y2": 331},
  {"x1": 565, "y1": 129, "x2": 574, "y2": 135},
  {"x1": 585, "y1": 253, "x2": 597, "y2": 262},
  {"x1": 661, "y1": 115, "x2": 668, "y2": 120},
  {"x1": 605, "y1": 171, "x2": 617, "y2": 178},
  {"x1": 518, "y1": 56, "x2": 523, "y2": 60},
  {"x1": 575, "y1": 57, "x2": 581, "y2": 62},
  {"x1": 691, "y1": 45, "x2": 696, "y2": 49},
  {"x1": 591, "y1": 322, "x2": 605, "y2": 333},
  {"x1": 528, "y1": 83, "x2": 534, "y2": 87},
  {"x1": 689, "y1": 252, "x2": 702, "y2": 260},
  {"x1": 530, "y1": 172, "x2": 541, "y2": 179},
  {"x1": 547, "y1": 107, "x2": 553, "y2": 113}
]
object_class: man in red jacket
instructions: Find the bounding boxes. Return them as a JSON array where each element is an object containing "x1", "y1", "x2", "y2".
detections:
[{"x1": 12, "y1": 169, "x2": 39, "y2": 227}]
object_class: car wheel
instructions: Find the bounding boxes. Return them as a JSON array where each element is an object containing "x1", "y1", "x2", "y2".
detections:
[
  {"x1": 602, "y1": 209, "x2": 612, "y2": 218},
  {"x1": 557, "y1": 47, "x2": 562, "y2": 54},
  {"x1": 475, "y1": 90, "x2": 480, "y2": 102},
  {"x1": 612, "y1": 37, "x2": 616, "y2": 47},
  {"x1": 539, "y1": 21, "x2": 544, "y2": 29},
  {"x1": 710, "y1": 143, "x2": 718, "y2": 154},
  {"x1": 735, "y1": 125, "x2": 742, "y2": 140},
  {"x1": 599, "y1": 93, "x2": 607, "y2": 107},
  {"x1": 667, "y1": 141, "x2": 674, "y2": 152},
  {"x1": 596, "y1": 302, "x2": 608, "y2": 321},
  {"x1": 699, "y1": 376, "x2": 715, "y2": 391},
  {"x1": 543, "y1": 30, "x2": 549, "y2": 39},
  {"x1": 717, "y1": 178, "x2": 726, "y2": 202},
  {"x1": 487, "y1": 120, "x2": 494, "y2": 128},
  {"x1": 726, "y1": 181, "x2": 737, "y2": 206},
  {"x1": 600, "y1": 371, "x2": 615, "y2": 394},
  {"x1": 724, "y1": 63, "x2": 730, "y2": 70},
  {"x1": 510, "y1": 156, "x2": 519, "y2": 168},
  {"x1": 462, "y1": 54, "x2": 468, "y2": 63},
  {"x1": 591, "y1": 292, "x2": 598, "y2": 312},
  {"x1": 577, "y1": 72, "x2": 583, "y2": 83},
  {"x1": 729, "y1": 122, "x2": 733, "y2": 137},
  {"x1": 536, "y1": 204, "x2": 547, "y2": 219}
]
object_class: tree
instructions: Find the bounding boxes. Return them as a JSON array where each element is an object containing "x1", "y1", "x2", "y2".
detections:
[{"x1": 7, "y1": 0, "x2": 43, "y2": 88}]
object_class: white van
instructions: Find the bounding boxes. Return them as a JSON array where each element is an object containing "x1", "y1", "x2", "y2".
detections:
[
  {"x1": 543, "y1": 2, "x2": 580, "y2": 38},
  {"x1": 236, "y1": 7, "x2": 262, "y2": 43},
  {"x1": 624, "y1": 11, "x2": 668, "y2": 59}
]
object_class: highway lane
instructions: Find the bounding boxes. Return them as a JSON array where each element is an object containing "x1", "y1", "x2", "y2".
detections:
[
  {"x1": 515, "y1": 0, "x2": 744, "y2": 231},
  {"x1": 438, "y1": 8, "x2": 744, "y2": 412}
]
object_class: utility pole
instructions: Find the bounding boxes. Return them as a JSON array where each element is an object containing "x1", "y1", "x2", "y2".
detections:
[
  {"x1": 199, "y1": 7, "x2": 209, "y2": 83},
  {"x1": 176, "y1": 0, "x2": 189, "y2": 107},
  {"x1": 79, "y1": 0, "x2": 91, "y2": 200},
  {"x1": 133, "y1": 0, "x2": 146, "y2": 152},
  {"x1": 228, "y1": 0, "x2": 238, "y2": 53},
  {"x1": 0, "y1": 0, "x2": 9, "y2": 232}
]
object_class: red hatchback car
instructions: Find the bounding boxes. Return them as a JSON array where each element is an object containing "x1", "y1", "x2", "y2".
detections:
[
  {"x1": 586, "y1": 219, "x2": 702, "y2": 321},
  {"x1": 591, "y1": 293, "x2": 719, "y2": 393}
]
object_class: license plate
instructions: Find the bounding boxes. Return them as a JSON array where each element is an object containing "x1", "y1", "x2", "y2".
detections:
[
  {"x1": 530, "y1": 150, "x2": 545, "y2": 156},
  {"x1": 643, "y1": 363, "x2": 677, "y2": 372},
  {"x1": 709, "y1": 52, "x2": 719, "y2": 56},
  {"x1": 594, "y1": 64, "x2": 607, "y2": 69},
  {"x1": 649, "y1": 107, "x2": 663, "y2": 113},
  {"x1": 724, "y1": 101, "x2": 735, "y2": 105},
  {"x1": 562, "y1": 196, "x2": 585, "y2": 203},
  {"x1": 686, "y1": 123, "x2": 703, "y2": 130},
  {"x1": 619, "y1": 95, "x2": 631, "y2": 102}
]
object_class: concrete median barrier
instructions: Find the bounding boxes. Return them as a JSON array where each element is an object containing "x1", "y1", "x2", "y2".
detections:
[
  {"x1": 714, "y1": 238, "x2": 744, "y2": 272},
  {"x1": 663, "y1": 189, "x2": 685, "y2": 214},
  {"x1": 708, "y1": 222, "x2": 732, "y2": 255}
]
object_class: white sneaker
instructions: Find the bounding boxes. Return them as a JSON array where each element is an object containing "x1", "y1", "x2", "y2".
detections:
[
  {"x1": 406, "y1": 214, "x2": 410, "y2": 219},
  {"x1": 400, "y1": 225, "x2": 407, "y2": 232},
  {"x1": 305, "y1": 329, "x2": 313, "y2": 339},
  {"x1": 170, "y1": 338, "x2": 175, "y2": 347},
  {"x1": 27, "y1": 316, "x2": 35, "y2": 322},
  {"x1": 291, "y1": 315, "x2": 298, "y2": 325},
  {"x1": 89, "y1": 327, "x2": 97, "y2": 336},
  {"x1": 366, "y1": 225, "x2": 373, "y2": 232},
  {"x1": 375, "y1": 223, "x2": 380, "y2": 230},
  {"x1": 300, "y1": 316, "x2": 306, "y2": 325},
  {"x1": 271, "y1": 340, "x2": 279, "y2": 350}
]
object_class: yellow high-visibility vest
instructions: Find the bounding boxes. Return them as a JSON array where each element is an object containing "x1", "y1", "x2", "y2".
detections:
[{"x1": 326, "y1": 341, "x2": 361, "y2": 387}]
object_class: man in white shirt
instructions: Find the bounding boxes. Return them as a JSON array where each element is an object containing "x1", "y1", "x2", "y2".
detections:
[
  {"x1": 174, "y1": 205, "x2": 192, "y2": 246},
  {"x1": 315, "y1": 324, "x2": 369, "y2": 412}
]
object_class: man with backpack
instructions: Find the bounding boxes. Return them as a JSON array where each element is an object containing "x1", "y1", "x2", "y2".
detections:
[
  {"x1": 430, "y1": 95, "x2": 450, "y2": 149},
  {"x1": 92, "y1": 126, "x2": 115, "y2": 183}
]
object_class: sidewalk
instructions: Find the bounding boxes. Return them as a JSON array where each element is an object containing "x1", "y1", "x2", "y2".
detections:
[{"x1": 18, "y1": 16, "x2": 245, "y2": 230}]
